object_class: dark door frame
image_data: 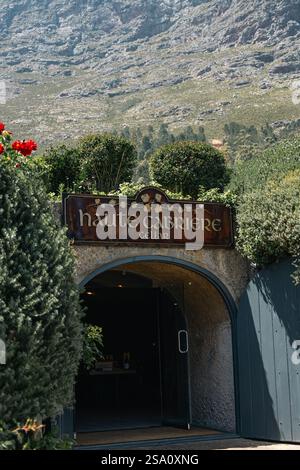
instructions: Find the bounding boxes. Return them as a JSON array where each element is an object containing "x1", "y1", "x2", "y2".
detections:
[{"x1": 77, "y1": 255, "x2": 240, "y2": 434}]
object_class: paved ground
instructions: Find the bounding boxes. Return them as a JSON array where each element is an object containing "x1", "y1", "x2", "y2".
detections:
[{"x1": 127, "y1": 438, "x2": 300, "y2": 450}]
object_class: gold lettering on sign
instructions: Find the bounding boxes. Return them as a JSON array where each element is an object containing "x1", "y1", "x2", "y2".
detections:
[
  {"x1": 212, "y1": 219, "x2": 222, "y2": 232},
  {"x1": 65, "y1": 188, "x2": 233, "y2": 248},
  {"x1": 78, "y1": 212, "x2": 224, "y2": 233}
]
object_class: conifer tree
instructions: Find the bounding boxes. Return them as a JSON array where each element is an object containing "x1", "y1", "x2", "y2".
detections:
[{"x1": 0, "y1": 122, "x2": 82, "y2": 424}]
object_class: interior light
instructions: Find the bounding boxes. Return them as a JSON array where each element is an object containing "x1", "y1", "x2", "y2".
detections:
[{"x1": 86, "y1": 291, "x2": 95, "y2": 296}]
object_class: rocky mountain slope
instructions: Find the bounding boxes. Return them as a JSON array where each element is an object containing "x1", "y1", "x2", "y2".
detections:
[{"x1": 0, "y1": 0, "x2": 299, "y2": 145}]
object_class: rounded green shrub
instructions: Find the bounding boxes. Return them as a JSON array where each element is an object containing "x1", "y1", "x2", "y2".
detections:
[{"x1": 149, "y1": 141, "x2": 229, "y2": 198}]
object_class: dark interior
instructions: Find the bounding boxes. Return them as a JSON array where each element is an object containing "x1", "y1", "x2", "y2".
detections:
[{"x1": 76, "y1": 272, "x2": 163, "y2": 432}]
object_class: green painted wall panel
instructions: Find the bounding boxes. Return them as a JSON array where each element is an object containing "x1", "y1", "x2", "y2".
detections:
[{"x1": 238, "y1": 260, "x2": 300, "y2": 442}]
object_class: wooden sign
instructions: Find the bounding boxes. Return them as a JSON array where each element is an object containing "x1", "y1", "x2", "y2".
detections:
[{"x1": 63, "y1": 187, "x2": 234, "y2": 248}]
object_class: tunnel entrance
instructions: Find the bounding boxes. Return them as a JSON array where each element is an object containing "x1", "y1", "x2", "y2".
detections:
[
  {"x1": 75, "y1": 259, "x2": 236, "y2": 436},
  {"x1": 76, "y1": 270, "x2": 190, "y2": 432}
]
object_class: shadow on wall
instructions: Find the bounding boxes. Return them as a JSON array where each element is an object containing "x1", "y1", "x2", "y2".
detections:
[
  {"x1": 254, "y1": 260, "x2": 300, "y2": 346},
  {"x1": 237, "y1": 258, "x2": 300, "y2": 443}
]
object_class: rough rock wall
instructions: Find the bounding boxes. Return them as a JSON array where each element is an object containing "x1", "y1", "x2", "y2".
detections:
[
  {"x1": 1, "y1": 0, "x2": 299, "y2": 144},
  {"x1": 186, "y1": 278, "x2": 235, "y2": 431}
]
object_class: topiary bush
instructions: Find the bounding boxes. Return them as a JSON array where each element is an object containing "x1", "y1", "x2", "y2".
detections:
[
  {"x1": 0, "y1": 122, "x2": 83, "y2": 425},
  {"x1": 149, "y1": 141, "x2": 229, "y2": 198}
]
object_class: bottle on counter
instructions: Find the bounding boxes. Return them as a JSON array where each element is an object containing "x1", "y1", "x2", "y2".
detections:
[{"x1": 123, "y1": 352, "x2": 130, "y2": 370}]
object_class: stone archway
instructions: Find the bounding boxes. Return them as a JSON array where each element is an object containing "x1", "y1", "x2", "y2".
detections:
[
  {"x1": 74, "y1": 246, "x2": 249, "y2": 303},
  {"x1": 77, "y1": 253, "x2": 246, "y2": 433}
]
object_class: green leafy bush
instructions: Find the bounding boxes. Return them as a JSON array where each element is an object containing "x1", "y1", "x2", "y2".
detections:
[
  {"x1": 0, "y1": 421, "x2": 16, "y2": 450},
  {"x1": 42, "y1": 145, "x2": 82, "y2": 195},
  {"x1": 79, "y1": 133, "x2": 137, "y2": 193},
  {"x1": 236, "y1": 170, "x2": 300, "y2": 283},
  {"x1": 82, "y1": 325, "x2": 104, "y2": 371},
  {"x1": 0, "y1": 419, "x2": 74, "y2": 450},
  {"x1": 229, "y1": 138, "x2": 300, "y2": 195},
  {"x1": 198, "y1": 187, "x2": 237, "y2": 206},
  {"x1": 0, "y1": 158, "x2": 83, "y2": 423},
  {"x1": 149, "y1": 142, "x2": 229, "y2": 198},
  {"x1": 115, "y1": 182, "x2": 188, "y2": 200}
]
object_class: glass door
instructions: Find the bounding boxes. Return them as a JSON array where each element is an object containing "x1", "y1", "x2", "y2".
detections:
[{"x1": 158, "y1": 287, "x2": 191, "y2": 429}]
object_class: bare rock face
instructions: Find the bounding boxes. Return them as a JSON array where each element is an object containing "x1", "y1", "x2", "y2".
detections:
[
  {"x1": 0, "y1": 1, "x2": 299, "y2": 144},
  {"x1": 0, "y1": 0, "x2": 299, "y2": 75}
]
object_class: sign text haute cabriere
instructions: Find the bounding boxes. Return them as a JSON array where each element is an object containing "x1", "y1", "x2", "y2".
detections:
[{"x1": 63, "y1": 188, "x2": 234, "y2": 250}]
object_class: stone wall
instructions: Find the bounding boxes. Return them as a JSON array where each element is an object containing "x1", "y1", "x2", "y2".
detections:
[
  {"x1": 71, "y1": 232, "x2": 250, "y2": 432},
  {"x1": 74, "y1": 245, "x2": 250, "y2": 304},
  {"x1": 185, "y1": 275, "x2": 235, "y2": 431}
]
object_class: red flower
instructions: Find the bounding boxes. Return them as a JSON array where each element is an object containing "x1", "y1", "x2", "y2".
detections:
[
  {"x1": 0, "y1": 122, "x2": 5, "y2": 133},
  {"x1": 0, "y1": 144, "x2": 4, "y2": 154},
  {"x1": 12, "y1": 140, "x2": 22, "y2": 153},
  {"x1": 15, "y1": 163, "x2": 21, "y2": 168},
  {"x1": 12, "y1": 139, "x2": 38, "y2": 157},
  {"x1": 26, "y1": 140, "x2": 38, "y2": 153}
]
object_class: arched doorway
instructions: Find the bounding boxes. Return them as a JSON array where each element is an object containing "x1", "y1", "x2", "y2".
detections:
[{"x1": 75, "y1": 256, "x2": 238, "y2": 437}]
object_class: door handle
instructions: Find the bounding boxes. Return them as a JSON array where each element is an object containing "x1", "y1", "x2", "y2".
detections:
[{"x1": 178, "y1": 330, "x2": 189, "y2": 354}]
